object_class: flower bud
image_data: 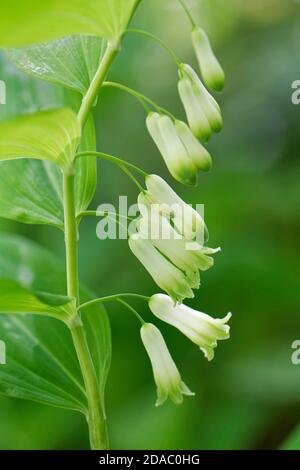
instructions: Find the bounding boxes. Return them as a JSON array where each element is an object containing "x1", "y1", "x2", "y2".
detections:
[
  {"x1": 175, "y1": 120, "x2": 212, "y2": 171},
  {"x1": 178, "y1": 64, "x2": 223, "y2": 140},
  {"x1": 192, "y1": 27, "x2": 225, "y2": 92},
  {"x1": 178, "y1": 78, "x2": 211, "y2": 142},
  {"x1": 145, "y1": 174, "x2": 207, "y2": 243},
  {"x1": 138, "y1": 192, "x2": 219, "y2": 290},
  {"x1": 129, "y1": 233, "x2": 194, "y2": 302},
  {"x1": 149, "y1": 294, "x2": 231, "y2": 361},
  {"x1": 146, "y1": 112, "x2": 197, "y2": 186},
  {"x1": 141, "y1": 323, "x2": 194, "y2": 406}
]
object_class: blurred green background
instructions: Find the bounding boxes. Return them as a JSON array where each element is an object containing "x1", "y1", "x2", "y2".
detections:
[{"x1": 0, "y1": 0, "x2": 300, "y2": 450}]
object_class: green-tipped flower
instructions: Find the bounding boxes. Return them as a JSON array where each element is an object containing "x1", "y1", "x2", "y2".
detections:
[
  {"x1": 175, "y1": 120, "x2": 212, "y2": 171},
  {"x1": 178, "y1": 64, "x2": 223, "y2": 141},
  {"x1": 192, "y1": 27, "x2": 225, "y2": 92},
  {"x1": 138, "y1": 192, "x2": 219, "y2": 290},
  {"x1": 129, "y1": 233, "x2": 194, "y2": 302},
  {"x1": 146, "y1": 112, "x2": 197, "y2": 186},
  {"x1": 129, "y1": 176, "x2": 218, "y2": 302},
  {"x1": 178, "y1": 78, "x2": 210, "y2": 142},
  {"x1": 145, "y1": 174, "x2": 207, "y2": 242},
  {"x1": 149, "y1": 294, "x2": 231, "y2": 361},
  {"x1": 141, "y1": 323, "x2": 194, "y2": 406}
]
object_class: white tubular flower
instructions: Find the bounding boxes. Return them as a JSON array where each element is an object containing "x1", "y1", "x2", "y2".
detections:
[
  {"x1": 178, "y1": 78, "x2": 211, "y2": 142},
  {"x1": 146, "y1": 112, "x2": 197, "y2": 186},
  {"x1": 192, "y1": 27, "x2": 225, "y2": 92},
  {"x1": 183, "y1": 64, "x2": 222, "y2": 130},
  {"x1": 145, "y1": 174, "x2": 207, "y2": 243},
  {"x1": 140, "y1": 323, "x2": 194, "y2": 406},
  {"x1": 131, "y1": 180, "x2": 218, "y2": 302},
  {"x1": 129, "y1": 232, "x2": 194, "y2": 302},
  {"x1": 149, "y1": 294, "x2": 231, "y2": 361},
  {"x1": 138, "y1": 192, "x2": 219, "y2": 290},
  {"x1": 178, "y1": 64, "x2": 223, "y2": 141},
  {"x1": 175, "y1": 120, "x2": 212, "y2": 172}
]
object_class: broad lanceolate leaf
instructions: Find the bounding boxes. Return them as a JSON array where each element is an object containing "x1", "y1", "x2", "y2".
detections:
[
  {"x1": 0, "y1": 0, "x2": 139, "y2": 47},
  {"x1": 0, "y1": 117, "x2": 97, "y2": 226},
  {"x1": 0, "y1": 159, "x2": 64, "y2": 228},
  {"x1": 0, "y1": 108, "x2": 81, "y2": 170},
  {"x1": 0, "y1": 280, "x2": 74, "y2": 323},
  {"x1": 7, "y1": 36, "x2": 106, "y2": 95},
  {"x1": 0, "y1": 53, "x2": 96, "y2": 228},
  {"x1": 0, "y1": 233, "x2": 111, "y2": 413}
]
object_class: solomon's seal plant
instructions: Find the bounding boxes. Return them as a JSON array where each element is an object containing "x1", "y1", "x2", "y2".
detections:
[{"x1": 0, "y1": 0, "x2": 231, "y2": 449}]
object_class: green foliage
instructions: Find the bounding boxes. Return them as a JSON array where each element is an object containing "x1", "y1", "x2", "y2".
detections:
[
  {"x1": 0, "y1": 159, "x2": 64, "y2": 228},
  {"x1": 6, "y1": 36, "x2": 106, "y2": 95},
  {"x1": 1, "y1": 0, "x2": 297, "y2": 452},
  {"x1": 0, "y1": 108, "x2": 80, "y2": 169},
  {"x1": 0, "y1": 0, "x2": 233, "y2": 449},
  {"x1": 0, "y1": 280, "x2": 74, "y2": 322},
  {"x1": 0, "y1": 233, "x2": 111, "y2": 414},
  {"x1": 0, "y1": 0, "x2": 142, "y2": 451},
  {"x1": 0, "y1": 53, "x2": 97, "y2": 227},
  {"x1": 0, "y1": 0, "x2": 139, "y2": 47}
]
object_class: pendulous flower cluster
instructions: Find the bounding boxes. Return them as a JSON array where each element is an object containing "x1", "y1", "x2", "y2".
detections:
[
  {"x1": 145, "y1": 25, "x2": 224, "y2": 187},
  {"x1": 126, "y1": 18, "x2": 230, "y2": 407},
  {"x1": 129, "y1": 174, "x2": 219, "y2": 303}
]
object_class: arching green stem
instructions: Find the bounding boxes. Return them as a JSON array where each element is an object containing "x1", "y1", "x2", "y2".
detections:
[
  {"x1": 119, "y1": 163, "x2": 144, "y2": 191},
  {"x1": 78, "y1": 294, "x2": 149, "y2": 326},
  {"x1": 78, "y1": 210, "x2": 134, "y2": 233},
  {"x1": 78, "y1": 210, "x2": 134, "y2": 222},
  {"x1": 117, "y1": 299, "x2": 145, "y2": 325},
  {"x1": 126, "y1": 28, "x2": 181, "y2": 66},
  {"x1": 177, "y1": 0, "x2": 196, "y2": 27},
  {"x1": 79, "y1": 293, "x2": 150, "y2": 311},
  {"x1": 102, "y1": 82, "x2": 177, "y2": 120},
  {"x1": 76, "y1": 151, "x2": 148, "y2": 178}
]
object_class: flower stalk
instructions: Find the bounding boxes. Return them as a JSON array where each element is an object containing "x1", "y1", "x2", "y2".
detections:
[
  {"x1": 78, "y1": 42, "x2": 120, "y2": 128},
  {"x1": 63, "y1": 169, "x2": 109, "y2": 450},
  {"x1": 64, "y1": 42, "x2": 124, "y2": 451}
]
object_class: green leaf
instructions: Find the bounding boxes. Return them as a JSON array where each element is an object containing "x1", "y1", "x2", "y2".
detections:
[
  {"x1": 0, "y1": 52, "x2": 78, "y2": 122},
  {"x1": 0, "y1": 108, "x2": 81, "y2": 170},
  {"x1": 0, "y1": 280, "x2": 74, "y2": 323},
  {"x1": 0, "y1": 53, "x2": 65, "y2": 228},
  {"x1": 0, "y1": 159, "x2": 64, "y2": 229},
  {"x1": 5, "y1": 36, "x2": 100, "y2": 212},
  {"x1": 0, "y1": 315, "x2": 87, "y2": 413},
  {"x1": 82, "y1": 297, "x2": 111, "y2": 408},
  {"x1": 0, "y1": 0, "x2": 139, "y2": 47},
  {"x1": 6, "y1": 36, "x2": 106, "y2": 95},
  {"x1": 0, "y1": 233, "x2": 111, "y2": 413},
  {"x1": 0, "y1": 53, "x2": 96, "y2": 228}
]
